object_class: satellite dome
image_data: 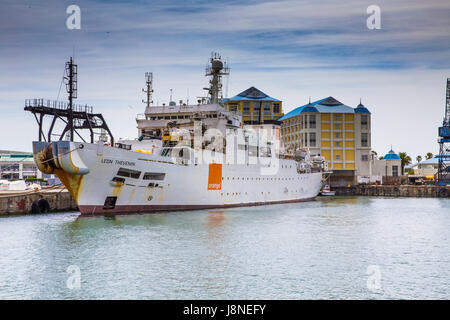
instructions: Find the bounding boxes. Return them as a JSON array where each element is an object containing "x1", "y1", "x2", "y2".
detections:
[{"x1": 211, "y1": 59, "x2": 223, "y2": 71}]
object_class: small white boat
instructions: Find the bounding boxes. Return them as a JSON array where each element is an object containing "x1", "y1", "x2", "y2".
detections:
[{"x1": 320, "y1": 185, "x2": 335, "y2": 196}]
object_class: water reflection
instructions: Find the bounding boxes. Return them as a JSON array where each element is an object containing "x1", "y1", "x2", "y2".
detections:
[{"x1": 0, "y1": 197, "x2": 449, "y2": 299}]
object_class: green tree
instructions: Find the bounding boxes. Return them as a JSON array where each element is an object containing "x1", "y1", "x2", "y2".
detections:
[
  {"x1": 416, "y1": 155, "x2": 422, "y2": 163},
  {"x1": 425, "y1": 152, "x2": 433, "y2": 160},
  {"x1": 399, "y1": 152, "x2": 412, "y2": 175},
  {"x1": 371, "y1": 150, "x2": 378, "y2": 160},
  {"x1": 379, "y1": 156, "x2": 384, "y2": 160}
]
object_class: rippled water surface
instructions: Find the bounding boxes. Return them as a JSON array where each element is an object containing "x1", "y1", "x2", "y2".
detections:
[{"x1": 0, "y1": 197, "x2": 449, "y2": 299}]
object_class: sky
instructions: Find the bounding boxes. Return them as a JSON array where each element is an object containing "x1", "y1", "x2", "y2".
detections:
[{"x1": 0, "y1": 0, "x2": 449, "y2": 161}]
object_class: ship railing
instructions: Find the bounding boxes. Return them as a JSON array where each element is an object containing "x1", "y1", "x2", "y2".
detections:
[{"x1": 25, "y1": 99, "x2": 93, "y2": 113}]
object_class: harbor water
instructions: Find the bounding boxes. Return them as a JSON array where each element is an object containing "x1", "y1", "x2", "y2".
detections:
[{"x1": 0, "y1": 197, "x2": 449, "y2": 299}]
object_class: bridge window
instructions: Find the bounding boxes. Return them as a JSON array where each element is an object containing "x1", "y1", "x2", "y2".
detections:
[
  {"x1": 117, "y1": 168, "x2": 141, "y2": 179},
  {"x1": 143, "y1": 172, "x2": 166, "y2": 180}
]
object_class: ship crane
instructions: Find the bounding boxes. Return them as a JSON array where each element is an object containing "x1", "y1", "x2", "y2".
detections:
[
  {"x1": 24, "y1": 57, "x2": 114, "y2": 145},
  {"x1": 437, "y1": 78, "x2": 450, "y2": 187}
]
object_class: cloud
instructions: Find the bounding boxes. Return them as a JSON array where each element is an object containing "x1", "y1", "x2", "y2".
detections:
[{"x1": 0, "y1": 0, "x2": 449, "y2": 159}]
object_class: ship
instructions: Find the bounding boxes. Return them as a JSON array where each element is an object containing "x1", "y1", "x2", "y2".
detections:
[{"x1": 27, "y1": 53, "x2": 327, "y2": 216}]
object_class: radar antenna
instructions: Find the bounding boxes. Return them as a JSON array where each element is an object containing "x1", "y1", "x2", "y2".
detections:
[
  {"x1": 142, "y1": 72, "x2": 153, "y2": 108},
  {"x1": 205, "y1": 52, "x2": 229, "y2": 104}
]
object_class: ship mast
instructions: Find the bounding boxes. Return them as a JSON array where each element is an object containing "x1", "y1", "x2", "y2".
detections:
[
  {"x1": 142, "y1": 72, "x2": 153, "y2": 108},
  {"x1": 205, "y1": 52, "x2": 229, "y2": 104},
  {"x1": 64, "y1": 57, "x2": 77, "y2": 141}
]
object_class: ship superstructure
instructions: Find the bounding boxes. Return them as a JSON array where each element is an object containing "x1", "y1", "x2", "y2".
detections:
[{"x1": 27, "y1": 54, "x2": 326, "y2": 216}]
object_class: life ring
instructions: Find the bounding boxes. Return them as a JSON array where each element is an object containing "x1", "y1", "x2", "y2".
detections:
[
  {"x1": 31, "y1": 199, "x2": 50, "y2": 214},
  {"x1": 438, "y1": 188, "x2": 449, "y2": 198}
]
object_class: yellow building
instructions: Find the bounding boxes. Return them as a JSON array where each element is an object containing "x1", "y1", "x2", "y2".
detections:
[
  {"x1": 279, "y1": 97, "x2": 371, "y2": 185},
  {"x1": 224, "y1": 87, "x2": 284, "y2": 124}
]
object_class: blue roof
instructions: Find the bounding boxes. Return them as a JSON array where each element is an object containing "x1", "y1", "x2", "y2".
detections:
[
  {"x1": 409, "y1": 155, "x2": 450, "y2": 167},
  {"x1": 355, "y1": 102, "x2": 371, "y2": 114},
  {"x1": 225, "y1": 87, "x2": 281, "y2": 102},
  {"x1": 279, "y1": 96, "x2": 356, "y2": 121},
  {"x1": 384, "y1": 149, "x2": 401, "y2": 160}
]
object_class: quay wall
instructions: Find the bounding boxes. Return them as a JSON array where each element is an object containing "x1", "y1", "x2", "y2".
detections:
[
  {"x1": 0, "y1": 190, "x2": 77, "y2": 216},
  {"x1": 334, "y1": 185, "x2": 450, "y2": 198},
  {"x1": 1, "y1": 185, "x2": 448, "y2": 216}
]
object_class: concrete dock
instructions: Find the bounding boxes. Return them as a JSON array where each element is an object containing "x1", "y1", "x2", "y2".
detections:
[
  {"x1": 334, "y1": 185, "x2": 450, "y2": 198},
  {"x1": 0, "y1": 189, "x2": 77, "y2": 215}
]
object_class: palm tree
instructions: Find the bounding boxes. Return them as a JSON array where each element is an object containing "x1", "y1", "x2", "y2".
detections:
[
  {"x1": 416, "y1": 155, "x2": 422, "y2": 163},
  {"x1": 399, "y1": 152, "x2": 412, "y2": 175},
  {"x1": 371, "y1": 150, "x2": 378, "y2": 160},
  {"x1": 425, "y1": 152, "x2": 433, "y2": 160}
]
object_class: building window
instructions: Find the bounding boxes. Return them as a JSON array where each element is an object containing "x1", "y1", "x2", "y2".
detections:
[
  {"x1": 335, "y1": 132, "x2": 340, "y2": 139},
  {"x1": 229, "y1": 103, "x2": 238, "y2": 112},
  {"x1": 273, "y1": 103, "x2": 280, "y2": 113},
  {"x1": 335, "y1": 141, "x2": 340, "y2": 147},
  {"x1": 361, "y1": 115, "x2": 368, "y2": 126},
  {"x1": 361, "y1": 155, "x2": 369, "y2": 161},
  {"x1": 309, "y1": 115, "x2": 316, "y2": 129},
  {"x1": 309, "y1": 132, "x2": 316, "y2": 147},
  {"x1": 334, "y1": 123, "x2": 340, "y2": 130},
  {"x1": 392, "y1": 165, "x2": 399, "y2": 177},
  {"x1": 334, "y1": 114, "x2": 341, "y2": 121},
  {"x1": 253, "y1": 102, "x2": 261, "y2": 113},
  {"x1": 264, "y1": 102, "x2": 271, "y2": 114},
  {"x1": 361, "y1": 133, "x2": 368, "y2": 147},
  {"x1": 243, "y1": 102, "x2": 250, "y2": 114},
  {"x1": 336, "y1": 154, "x2": 340, "y2": 161}
]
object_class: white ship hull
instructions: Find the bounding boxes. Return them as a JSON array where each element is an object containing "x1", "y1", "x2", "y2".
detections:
[{"x1": 33, "y1": 141, "x2": 323, "y2": 216}]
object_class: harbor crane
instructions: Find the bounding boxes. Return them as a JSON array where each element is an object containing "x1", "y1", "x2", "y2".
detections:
[{"x1": 437, "y1": 78, "x2": 450, "y2": 188}]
